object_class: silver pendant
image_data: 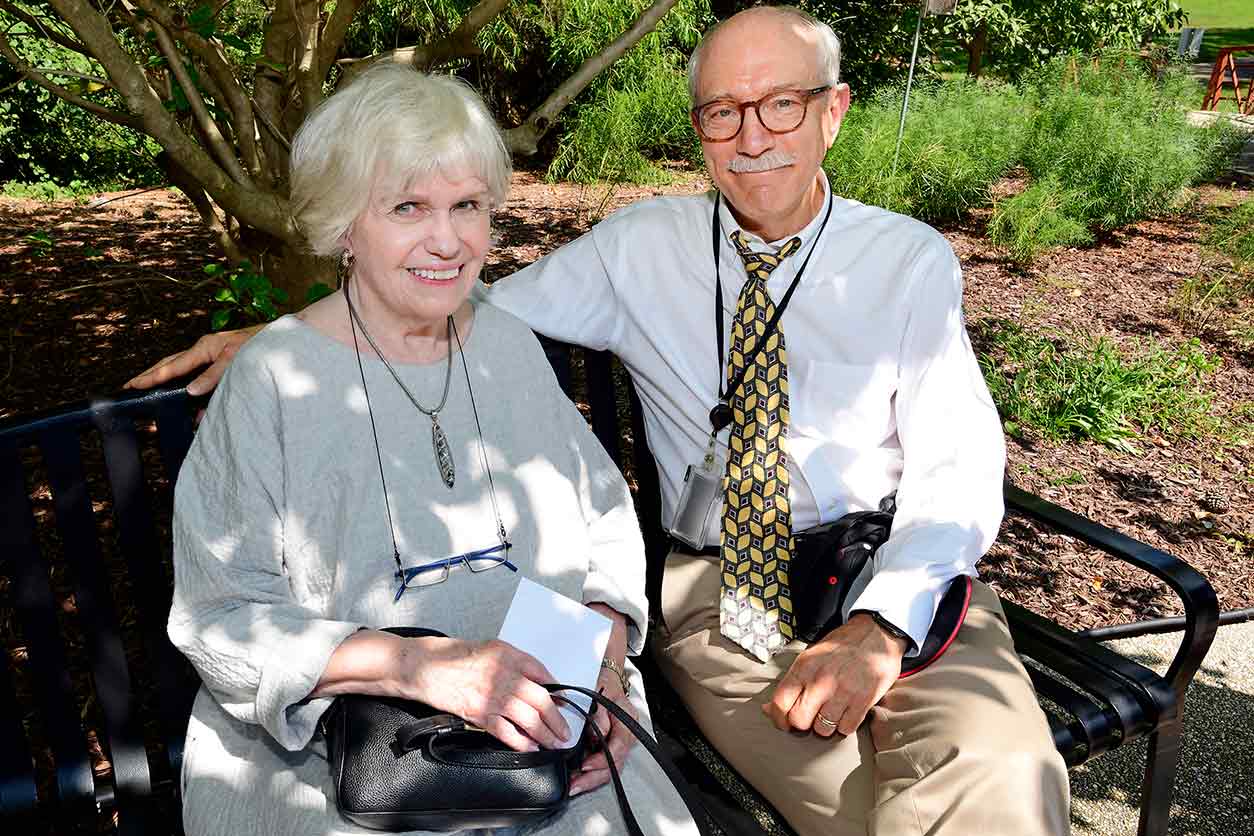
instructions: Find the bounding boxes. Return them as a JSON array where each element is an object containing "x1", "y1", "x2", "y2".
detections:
[{"x1": 432, "y1": 416, "x2": 455, "y2": 488}]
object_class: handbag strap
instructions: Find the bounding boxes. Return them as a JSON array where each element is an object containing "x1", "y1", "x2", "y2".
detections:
[
  {"x1": 387, "y1": 684, "x2": 715, "y2": 835},
  {"x1": 545, "y1": 684, "x2": 715, "y2": 836}
]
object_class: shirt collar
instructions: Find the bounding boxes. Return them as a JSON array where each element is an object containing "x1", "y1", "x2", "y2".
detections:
[{"x1": 715, "y1": 175, "x2": 832, "y2": 254}]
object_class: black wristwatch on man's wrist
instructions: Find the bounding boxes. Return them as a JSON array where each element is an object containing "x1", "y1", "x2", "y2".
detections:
[{"x1": 851, "y1": 610, "x2": 916, "y2": 654}]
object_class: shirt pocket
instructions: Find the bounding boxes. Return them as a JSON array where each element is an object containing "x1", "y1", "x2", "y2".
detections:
[{"x1": 789, "y1": 358, "x2": 897, "y2": 442}]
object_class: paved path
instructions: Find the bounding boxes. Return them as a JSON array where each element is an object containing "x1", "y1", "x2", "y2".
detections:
[
  {"x1": 1187, "y1": 110, "x2": 1254, "y2": 179},
  {"x1": 1069, "y1": 622, "x2": 1254, "y2": 836}
]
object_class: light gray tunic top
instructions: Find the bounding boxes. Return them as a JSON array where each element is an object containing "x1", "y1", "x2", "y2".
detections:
[{"x1": 167, "y1": 303, "x2": 682, "y2": 836}]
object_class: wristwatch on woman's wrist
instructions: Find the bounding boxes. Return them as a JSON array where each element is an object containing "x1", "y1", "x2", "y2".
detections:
[{"x1": 599, "y1": 657, "x2": 630, "y2": 694}]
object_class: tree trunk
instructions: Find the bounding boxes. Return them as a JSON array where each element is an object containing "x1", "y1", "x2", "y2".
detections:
[
  {"x1": 966, "y1": 20, "x2": 987, "y2": 78},
  {"x1": 246, "y1": 237, "x2": 334, "y2": 308}
]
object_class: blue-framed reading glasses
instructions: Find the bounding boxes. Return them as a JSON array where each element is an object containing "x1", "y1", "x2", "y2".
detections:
[
  {"x1": 692, "y1": 85, "x2": 832, "y2": 142},
  {"x1": 394, "y1": 542, "x2": 517, "y2": 602}
]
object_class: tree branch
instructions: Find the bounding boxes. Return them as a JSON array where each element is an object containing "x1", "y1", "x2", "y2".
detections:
[
  {"x1": 249, "y1": 91, "x2": 291, "y2": 151},
  {"x1": 291, "y1": 0, "x2": 320, "y2": 113},
  {"x1": 503, "y1": 0, "x2": 679, "y2": 155},
  {"x1": 128, "y1": 0, "x2": 264, "y2": 180},
  {"x1": 0, "y1": 0, "x2": 92, "y2": 57},
  {"x1": 316, "y1": 0, "x2": 368, "y2": 80},
  {"x1": 149, "y1": 19, "x2": 251, "y2": 185},
  {"x1": 33, "y1": 66, "x2": 112, "y2": 87},
  {"x1": 44, "y1": 0, "x2": 299, "y2": 243},
  {"x1": 158, "y1": 151, "x2": 245, "y2": 262},
  {"x1": 0, "y1": 30, "x2": 140, "y2": 128},
  {"x1": 338, "y1": 0, "x2": 509, "y2": 80}
]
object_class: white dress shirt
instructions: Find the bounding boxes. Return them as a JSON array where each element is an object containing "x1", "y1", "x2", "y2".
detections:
[{"x1": 486, "y1": 181, "x2": 1006, "y2": 655}]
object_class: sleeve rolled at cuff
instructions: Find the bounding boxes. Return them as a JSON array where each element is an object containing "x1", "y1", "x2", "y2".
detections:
[
  {"x1": 254, "y1": 619, "x2": 366, "y2": 751},
  {"x1": 583, "y1": 569, "x2": 647, "y2": 656}
]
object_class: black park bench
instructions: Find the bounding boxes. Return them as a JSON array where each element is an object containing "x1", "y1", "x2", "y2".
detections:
[{"x1": 0, "y1": 339, "x2": 1219, "y2": 836}]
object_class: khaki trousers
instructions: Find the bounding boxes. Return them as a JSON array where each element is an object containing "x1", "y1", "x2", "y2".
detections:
[{"x1": 653, "y1": 552, "x2": 1070, "y2": 836}]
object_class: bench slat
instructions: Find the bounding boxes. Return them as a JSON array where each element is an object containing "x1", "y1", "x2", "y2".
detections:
[
  {"x1": 998, "y1": 601, "x2": 1163, "y2": 757},
  {"x1": 627, "y1": 386, "x2": 668, "y2": 607},
  {"x1": 94, "y1": 412, "x2": 198, "y2": 785},
  {"x1": 41, "y1": 429, "x2": 154, "y2": 815},
  {"x1": 584, "y1": 350, "x2": 623, "y2": 468},
  {"x1": 0, "y1": 626, "x2": 38, "y2": 814},
  {"x1": 1022, "y1": 664, "x2": 1112, "y2": 764},
  {"x1": 150, "y1": 395, "x2": 197, "y2": 490},
  {"x1": 0, "y1": 441, "x2": 97, "y2": 816}
]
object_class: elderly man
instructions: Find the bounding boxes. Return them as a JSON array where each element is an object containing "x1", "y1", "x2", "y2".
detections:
[{"x1": 130, "y1": 6, "x2": 1068, "y2": 834}]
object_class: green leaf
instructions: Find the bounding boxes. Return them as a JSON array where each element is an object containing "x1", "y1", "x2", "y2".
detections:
[
  {"x1": 254, "y1": 57, "x2": 288, "y2": 73},
  {"x1": 211, "y1": 309, "x2": 232, "y2": 331},
  {"x1": 220, "y1": 34, "x2": 251, "y2": 51},
  {"x1": 188, "y1": 4, "x2": 215, "y2": 37},
  {"x1": 213, "y1": 288, "x2": 235, "y2": 302},
  {"x1": 203, "y1": 263, "x2": 223, "y2": 276},
  {"x1": 254, "y1": 298, "x2": 278, "y2": 320}
]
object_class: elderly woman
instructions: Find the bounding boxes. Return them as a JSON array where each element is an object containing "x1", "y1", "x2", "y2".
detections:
[{"x1": 168, "y1": 64, "x2": 697, "y2": 836}]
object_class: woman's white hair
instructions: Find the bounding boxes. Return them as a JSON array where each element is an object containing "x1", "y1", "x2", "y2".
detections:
[
  {"x1": 290, "y1": 64, "x2": 512, "y2": 258},
  {"x1": 687, "y1": 6, "x2": 842, "y2": 104}
]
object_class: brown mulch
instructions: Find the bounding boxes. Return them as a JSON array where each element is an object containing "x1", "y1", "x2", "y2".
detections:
[{"x1": 1, "y1": 167, "x2": 1251, "y2": 634}]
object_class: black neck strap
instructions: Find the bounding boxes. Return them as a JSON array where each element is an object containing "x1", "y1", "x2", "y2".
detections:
[{"x1": 710, "y1": 187, "x2": 835, "y2": 433}]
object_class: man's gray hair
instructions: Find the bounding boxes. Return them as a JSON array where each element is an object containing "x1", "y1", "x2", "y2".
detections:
[
  {"x1": 290, "y1": 64, "x2": 512, "y2": 258},
  {"x1": 687, "y1": 5, "x2": 842, "y2": 105}
]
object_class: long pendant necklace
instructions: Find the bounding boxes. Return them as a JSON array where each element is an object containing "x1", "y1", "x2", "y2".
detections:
[
  {"x1": 344, "y1": 283, "x2": 511, "y2": 598},
  {"x1": 345, "y1": 286, "x2": 457, "y2": 488}
]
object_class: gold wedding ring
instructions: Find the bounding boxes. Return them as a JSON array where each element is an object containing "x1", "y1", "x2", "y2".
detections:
[{"x1": 815, "y1": 713, "x2": 838, "y2": 730}]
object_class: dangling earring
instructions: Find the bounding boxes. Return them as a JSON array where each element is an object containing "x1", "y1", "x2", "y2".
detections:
[{"x1": 336, "y1": 250, "x2": 354, "y2": 289}]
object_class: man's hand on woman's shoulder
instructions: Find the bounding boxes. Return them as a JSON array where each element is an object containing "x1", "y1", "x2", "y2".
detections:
[{"x1": 125, "y1": 324, "x2": 263, "y2": 396}]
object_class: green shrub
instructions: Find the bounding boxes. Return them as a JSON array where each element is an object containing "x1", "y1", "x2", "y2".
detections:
[
  {"x1": 537, "y1": 0, "x2": 710, "y2": 185},
  {"x1": 547, "y1": 49, "x2": 700, "y2": 184},
  {"x1": 989, "y1": 54, "x2": 1243, "y2": 260},
  {"x1": 207, "y1": 261, "x2": 289, "y2": 330},
  {"x1": 976, "y1": 321, "x2": 1220, "y2": 450},
  {"x1": 824, "y1": 78, "x2": 1027, "y2": 222},
  {"x1": 1206, "y1": 199, "x2": 1254, "y2": 274},
  {"x1": 1, "y1": 179, "x2": 107, "y2": 201},
  {"x1": 988, "y1": 177, "x2": 1095, "y2": 261},
  {"x1": 0, "y1": 29, "x2": 161, "y2": 189}
]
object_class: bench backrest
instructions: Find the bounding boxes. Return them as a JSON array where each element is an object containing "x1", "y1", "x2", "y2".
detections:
[
  {"x1": 0, "y1": 339, "x2": 651, "y2": 832},
  {"x1": 0, "y1": 389, "x2": 202, "y2": 833},
  {"x1": 0, "y1": 337, "x2": 1216, "y2": 834}
]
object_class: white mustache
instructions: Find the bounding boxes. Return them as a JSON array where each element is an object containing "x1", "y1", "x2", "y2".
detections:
[{"x1": 727, "y1": 152, "x2": 797, "y2": 173}]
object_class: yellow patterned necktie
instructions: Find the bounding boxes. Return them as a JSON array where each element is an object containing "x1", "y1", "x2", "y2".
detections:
[{"x1": 719, "y1": 230, "x2": 803, "y2": 662}]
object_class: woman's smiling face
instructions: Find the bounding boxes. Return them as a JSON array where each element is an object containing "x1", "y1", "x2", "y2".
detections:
[{"x1": 346, "y1": 165, "x2": 493, "y2": 331}]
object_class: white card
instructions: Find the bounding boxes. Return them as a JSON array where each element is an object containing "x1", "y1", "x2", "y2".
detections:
[{"x1": 497, "y1": 577, "x2": 612, "y2": 747}]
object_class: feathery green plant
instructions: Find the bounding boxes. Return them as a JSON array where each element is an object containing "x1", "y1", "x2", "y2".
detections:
[{"x1": 825, "y1": 78, "x2": 1027, "y2": 221}]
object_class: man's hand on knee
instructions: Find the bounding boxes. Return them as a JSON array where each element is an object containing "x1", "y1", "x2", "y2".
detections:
[
  {"x1": 764, "y1": 613, "x2": 907, "y2": 737},
  {"x1": 125, "y1": 325, "x2": 262, "y2": 396}
]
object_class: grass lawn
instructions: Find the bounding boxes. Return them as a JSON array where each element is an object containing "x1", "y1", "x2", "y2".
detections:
[{"x1": 1178, "y1": 0, "x2": 1254, "y2": 62}]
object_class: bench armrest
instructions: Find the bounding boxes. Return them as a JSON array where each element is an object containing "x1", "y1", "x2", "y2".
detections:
[{"x1": 1003, "y1": 483, "x2": 1219, "y2": 699}]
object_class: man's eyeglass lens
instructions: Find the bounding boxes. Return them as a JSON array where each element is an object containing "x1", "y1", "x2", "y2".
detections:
[{"x1": 696, "y1": 86, "x2": 829, "y2": 141}]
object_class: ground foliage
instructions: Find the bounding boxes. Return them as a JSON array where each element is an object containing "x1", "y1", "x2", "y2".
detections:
[{"x1": 823, "y1": 53, "x2": 1246, "y2": 262}]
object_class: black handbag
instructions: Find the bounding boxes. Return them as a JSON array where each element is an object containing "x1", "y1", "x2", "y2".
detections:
[
  {"x1": 323, "y1": 627, "x2": 713, "y2": 834},
  {"x1": 789, "y1": 504, "x2": 973, "y2": 677}
]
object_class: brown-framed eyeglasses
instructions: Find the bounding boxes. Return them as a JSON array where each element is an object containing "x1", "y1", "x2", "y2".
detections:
[{"x1": 692, "y1": 85, "x2": 832, "y2": 142}]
